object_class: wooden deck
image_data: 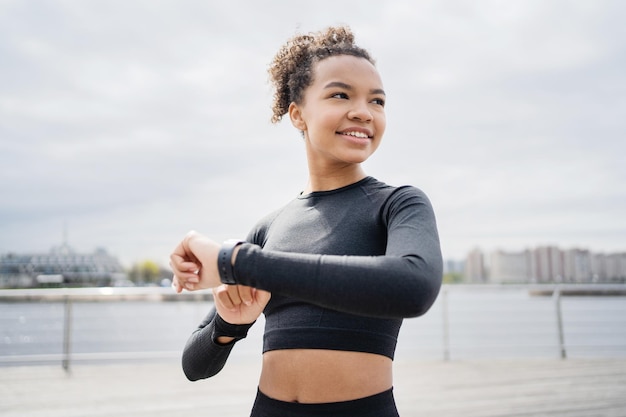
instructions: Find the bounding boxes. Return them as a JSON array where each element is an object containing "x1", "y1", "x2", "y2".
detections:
[{"x1": 1, "y1": 358, "x2": 625, "y2": 416}]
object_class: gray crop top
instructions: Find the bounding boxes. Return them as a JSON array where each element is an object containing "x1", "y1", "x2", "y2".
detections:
[{"x1": 182, "y1": 176, "x2": 442, "y2": 381}]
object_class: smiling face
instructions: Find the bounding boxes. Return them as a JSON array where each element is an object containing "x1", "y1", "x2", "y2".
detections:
[{"x1": 289, "y1": 55, "x2": 386, "y2": 173}]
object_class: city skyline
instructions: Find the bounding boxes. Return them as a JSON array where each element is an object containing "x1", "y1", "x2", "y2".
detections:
[
  {"x1": 462, "y1": 244, "x2": 626, "y2": 284},
  {"x1": 2, "y1": 235, "x2": 623, "y2": 268}
]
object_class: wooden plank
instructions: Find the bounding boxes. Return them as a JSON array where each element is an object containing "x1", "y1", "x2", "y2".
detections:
[
  {"x1": 1, "y1": 359, "x2": 625, "y2": 416},
  {"x1": 394, "y1": 359, "x2": 626, "y2": 416}
]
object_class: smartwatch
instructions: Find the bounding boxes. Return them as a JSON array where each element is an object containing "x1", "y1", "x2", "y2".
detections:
[{"x1": 218, "y1": 239, "x2": 245, "y2": 285}]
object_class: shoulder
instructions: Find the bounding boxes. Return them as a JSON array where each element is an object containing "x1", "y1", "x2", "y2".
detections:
[
  {"x1": 245, "y1": 204, "x2": 289, "y2": 246},
  {"x1": 365, "y1": 178, "x2": 436, "y2": 226},
  {"x1": 364, "y1": 177, "x2": 432, "y2": 207},
  {"x1": 389, "y1": 184, "x2": 432, "y2": 207}
]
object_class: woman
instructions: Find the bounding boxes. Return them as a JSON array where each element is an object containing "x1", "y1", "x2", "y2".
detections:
[{"x1": 170, "y1": 26, "x2": 442, "y2": 417}]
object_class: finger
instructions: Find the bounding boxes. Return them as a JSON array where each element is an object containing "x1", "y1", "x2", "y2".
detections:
[
  {"x1": 171, "y1": 236, "x2": 200, "y2": 265},
  {"x1": 254, "y1": 289, "x2": 272, "y2": 305},
  {"x1": 237, "y1": 285, "x2": 254, "y2": 306},
  {"x1": 180, "y1": 262, "x2": 200, "y2": 273},
  {"x1": 170, "y1": 254, "x2": 199, "y2": 273},
  {"x1": 225, "y1": 285, "x2": 243, "y2": 309},
  {"x1": 170, "y1": 266, "x2": 199, "y2": 285},
  {"x1": 181, "y1": 267, "x2": 200, "y2": 284},
  {"x1": 181, "y1": 231, "x2": 201, "y2": 261},
  {"x1": 214, "y1": 285, "x2": 235, "y2": 310},
  {"x1": 169, "y1": 256, "x2": 200, "y2": 283},
  {"x1": 171, "y1": 240, "x2": 190, "y2": 259},
  {"x1": 171, "y1": 276, "x2": 183, "y2": 293}
]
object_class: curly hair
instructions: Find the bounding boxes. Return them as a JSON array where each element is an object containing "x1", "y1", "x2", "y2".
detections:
[{"x1": 268, "y1": 26, "x2": 375, "y2": 124}]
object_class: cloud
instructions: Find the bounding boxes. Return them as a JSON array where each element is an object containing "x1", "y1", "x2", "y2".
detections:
[{"x1": 1, "y1": 0, "x2": 625, "y2": 265}]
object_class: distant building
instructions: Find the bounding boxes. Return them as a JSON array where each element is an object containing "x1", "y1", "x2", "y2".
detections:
[
  {"x1": 0, "y1": 244, "x2": 126, "y2": 288},
  {"x1": 605, "y1": 253, "x2": 626, "y2": 282},
  {"x1": 562, "y1": 248, "x2": 592, "y2": 283},
  {"x1": 490, "y1": 249, "x2": 532, "y2": 283},
  {"x1": 444, "y1": 259, "x2": 464, "y2": 275},
  {"x1": 532, "y1": 246, "x2": 564, "y2": 283},
  {"x1": 590, "y1": 253, "x2": 606, "y2": 282},
  {"x1": 463, "y1": 245, "x2": 626, "y2": 284},
  {"x1": 464, "y1": 248, "x2": 487, "y2": 283}
]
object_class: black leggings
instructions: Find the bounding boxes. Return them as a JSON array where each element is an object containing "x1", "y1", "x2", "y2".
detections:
[{"x1": 250, "y1": 388, "x2": 400, "y2": 417}]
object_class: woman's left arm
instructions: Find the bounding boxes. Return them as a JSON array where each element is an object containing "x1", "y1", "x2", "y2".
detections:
[{"x1": 234, "y1": 188, "x2": 443, "y2": 318}]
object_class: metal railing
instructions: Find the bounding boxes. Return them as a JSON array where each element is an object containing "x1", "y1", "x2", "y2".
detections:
[
  {"x1": 1, "y1": 284, "x2": 625, "y2": 372},
  {"x1": 0, "y1": 287, "x2": 212, "y2": 372},
  {"x1": 438, "y1": 285, "x2": 574, "y2": 361}
]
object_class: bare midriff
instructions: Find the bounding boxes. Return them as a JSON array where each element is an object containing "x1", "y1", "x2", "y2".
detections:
[{"x1": 258, "y1": 349, "x2": 393, "y2": 403}]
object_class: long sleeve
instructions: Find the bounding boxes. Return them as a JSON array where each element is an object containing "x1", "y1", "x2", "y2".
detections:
[
  {"x1": 234, "y1": 184, "x2": 443, "y2": 319},
  {"x1": 181, "y1": 307, "x2": 253, "y2": 381}
]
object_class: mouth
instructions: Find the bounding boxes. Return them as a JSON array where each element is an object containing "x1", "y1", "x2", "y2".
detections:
[{"x1": 337, "y1": 130, "x2": 373, "y2": 139}]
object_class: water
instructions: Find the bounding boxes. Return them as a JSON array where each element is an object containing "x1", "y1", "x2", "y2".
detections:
[
  {"x1": 1, "y1": 287, "x2": 625, "y2": 366},
  {"x1": 397, "y1": 288, "x2": 626, "y2": 360}
]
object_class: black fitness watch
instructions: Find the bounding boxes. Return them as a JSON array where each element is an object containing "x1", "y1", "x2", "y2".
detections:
[{"x1": 218, "y1": 239, "x2": 245, "y2": 285}]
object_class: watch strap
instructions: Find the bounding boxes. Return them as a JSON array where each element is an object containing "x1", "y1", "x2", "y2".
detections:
[{"x1": 218, "y1": 239, "x2": 245, "y2": 285}]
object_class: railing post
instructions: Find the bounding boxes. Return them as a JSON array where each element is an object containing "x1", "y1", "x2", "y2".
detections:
[
  {"x1": 62, "y1": 296, "x2": 73, "y2": 373},
  {"x1": 442, "y1": 286, "x2": 450, "y2": 361},
  {"x1": 553, "y1": 286, "x2": 567, "y2": 359}
]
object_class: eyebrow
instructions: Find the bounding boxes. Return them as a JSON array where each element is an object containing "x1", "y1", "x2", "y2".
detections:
[{"x1": 324, "y1": 81, "x2": 386, "y2": 96}]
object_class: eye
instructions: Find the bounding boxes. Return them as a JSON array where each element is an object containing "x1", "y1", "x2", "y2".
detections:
[
  {"x1": 371, "y1": 97, "x2": 385, "y2": 107},
  {"x1": 331, "y1": 92, "x2": 349, "y2": 99}
]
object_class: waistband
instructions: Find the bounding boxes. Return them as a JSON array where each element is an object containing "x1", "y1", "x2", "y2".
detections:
[
  {"x1": 263, "y1": 327, "x2": 398, "y2": 359},
  {"x1": 250, "y1": 388, "x2": 399, "y2": 417}
]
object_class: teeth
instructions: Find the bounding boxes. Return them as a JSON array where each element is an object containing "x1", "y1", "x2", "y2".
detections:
[{"x1": 343, "y1": 131, "x2": 369, "y2": 138}]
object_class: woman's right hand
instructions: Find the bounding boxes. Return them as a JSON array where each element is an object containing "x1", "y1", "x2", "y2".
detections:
[
  {"x1": 170, "y1": 231, "x2": 221, "y2": 293},
  {"x1": 213, "y1": 284, "x2": 271, "y2": 325}
]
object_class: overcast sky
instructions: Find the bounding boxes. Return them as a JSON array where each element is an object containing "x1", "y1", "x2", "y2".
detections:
[{"x1": 1, "y1": 0, "x2": 624, "y2": 267}]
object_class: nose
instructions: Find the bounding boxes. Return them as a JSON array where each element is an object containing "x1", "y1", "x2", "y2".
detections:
[{"x1": 348, "y1": 101, "x2": 373, "y2": 122}]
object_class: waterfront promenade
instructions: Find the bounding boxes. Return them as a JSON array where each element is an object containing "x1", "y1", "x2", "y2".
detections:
[{"x1": 2, "y1": 358, "x2": 626, "y2": 417}]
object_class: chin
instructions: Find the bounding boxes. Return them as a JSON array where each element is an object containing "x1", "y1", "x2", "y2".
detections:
[{"x1": 345, "y1": 151, "x2": 375, "y2": 164}]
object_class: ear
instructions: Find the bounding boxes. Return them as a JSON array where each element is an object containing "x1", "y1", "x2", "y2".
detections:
[{"x1": 288, "y1": 102, "x2": 307, "y2": 131}]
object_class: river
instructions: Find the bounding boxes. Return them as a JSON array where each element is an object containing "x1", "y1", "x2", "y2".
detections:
[{"x1": 1, "y1": 286, "x2": 625, "y2": 366}]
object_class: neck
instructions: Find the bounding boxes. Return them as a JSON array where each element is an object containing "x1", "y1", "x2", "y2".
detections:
[{"x1": 303, "y1": 165, "x2": 367, "y2": 194}]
